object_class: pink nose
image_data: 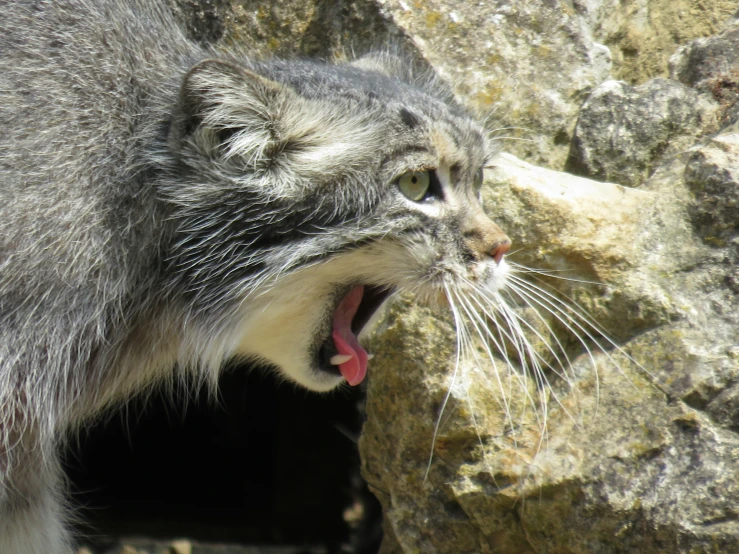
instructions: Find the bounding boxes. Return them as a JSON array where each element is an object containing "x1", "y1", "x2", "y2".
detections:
[{"x1": 491, "y1": 240, "x2": 511, "y2": 264}]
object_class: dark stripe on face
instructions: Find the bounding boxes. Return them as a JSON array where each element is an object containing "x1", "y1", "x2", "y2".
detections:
[
  {"x1": 400, "y1": 107, "x2": 421, "y2": 129},
  {"x1": 168, "y1": 187, "x2": 384, "y2": 308},
  {"x1": 444, "y1": 119, "x2": 470, "y2": 153}
]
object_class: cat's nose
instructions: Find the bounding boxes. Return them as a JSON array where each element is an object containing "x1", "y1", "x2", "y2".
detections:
[
  {"x1": 463, "y1": 207, "x2": 512, "y2": 265},
  {"x1": 491, "y1": 239, "x2": 511, "y2": 264}
]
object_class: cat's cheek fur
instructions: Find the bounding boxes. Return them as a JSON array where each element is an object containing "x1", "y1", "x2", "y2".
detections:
[
  {"x1": 228, "y1": 241, "x2": 440, "y2": 391},
  {"x1": 232, "y1": 278, "x2": 345, "y2": 392}
]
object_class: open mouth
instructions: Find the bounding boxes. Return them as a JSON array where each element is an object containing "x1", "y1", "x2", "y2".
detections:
[{"x1": 317, "y1": 285, "x2": 393, "y2": 386}]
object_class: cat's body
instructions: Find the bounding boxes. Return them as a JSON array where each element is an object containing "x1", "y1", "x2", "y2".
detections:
[{"x1": 0, "y1": 0, "x2": 510, "y2": 551}]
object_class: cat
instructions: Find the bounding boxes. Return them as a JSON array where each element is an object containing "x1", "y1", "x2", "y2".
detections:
[{"x1": 0, "y1": 0, "x2": 511, "y2": 550}]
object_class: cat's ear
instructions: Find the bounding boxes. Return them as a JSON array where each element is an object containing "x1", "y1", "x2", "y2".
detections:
[
  {"x1": 169, "y1": 58, "x2": 290, "y2": 161},
  {"x1": 170, "y1": 58, "x2": 381, "y2": 180}
]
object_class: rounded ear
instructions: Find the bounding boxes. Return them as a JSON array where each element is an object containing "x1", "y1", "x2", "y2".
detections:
[
  {"x1": 168, "y1": 57, "x2": 385, "y2": 180},
  {"x1": 169, "y1": 58, "x2": 289, "y2": 156}
]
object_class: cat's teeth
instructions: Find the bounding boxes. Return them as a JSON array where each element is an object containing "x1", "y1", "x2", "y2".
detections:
[
  {"x1": 366, "y1": 354, "x2": 374, "y2": 360},
  {"x1": 330, "y1": 354, "x2": 353, "y2": 365}
]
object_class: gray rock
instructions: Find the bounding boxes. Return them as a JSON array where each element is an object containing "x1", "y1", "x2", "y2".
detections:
[
  {"x1": 670, "y1": 28, "x2": 739, "y2": 130},
  {"x1": 670, "y1": 29, "x2": 739, "y2": 90},
  {"x1": 171, "y1": 0, "x2": 230, "y2": 44},
  {"x1": 684, "y1": 134, "x2": 739, "y2": 247},
  {"x1": 222, "y1": 0, "x2": 407, "y2": 60},
  {"x1": 565, "y1": 78, "x2": 717, "y2": 187}
]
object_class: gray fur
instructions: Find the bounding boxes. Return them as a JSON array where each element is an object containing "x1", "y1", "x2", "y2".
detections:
[{"x1": 0, "y1": 0, "x2": 509, "y2": 550}]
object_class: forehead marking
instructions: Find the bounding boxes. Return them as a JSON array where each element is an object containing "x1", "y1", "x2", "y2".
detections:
[{"x1": 430, "y1": 122, "x2": 466, "y2": 169}]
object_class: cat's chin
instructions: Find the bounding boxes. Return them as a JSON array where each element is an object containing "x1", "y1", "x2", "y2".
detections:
[{"x1": 287, "y1": 365, "x2": 347, "y2": 393}]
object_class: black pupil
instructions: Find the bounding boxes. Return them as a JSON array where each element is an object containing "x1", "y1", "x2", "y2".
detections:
[{"x1": 411, "y1": 175, "x2": 418, "y2": 184}]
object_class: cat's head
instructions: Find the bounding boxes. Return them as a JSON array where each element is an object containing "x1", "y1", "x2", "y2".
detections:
[{"x1": 163, "y1": 54, "x2": 510, "y2": 391}]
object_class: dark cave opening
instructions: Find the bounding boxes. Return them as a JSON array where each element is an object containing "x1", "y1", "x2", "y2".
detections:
[{"x1": 64, "y1": 364, "x2": 382, "y2": 553}]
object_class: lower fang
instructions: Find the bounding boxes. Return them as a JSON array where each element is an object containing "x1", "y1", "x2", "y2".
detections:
[
  {"x1": 366, "y1": 354, "x2": 374, "y2": 360},
  {"x1": 330, "y1": 354, "x2": 353, "y2": 365}
]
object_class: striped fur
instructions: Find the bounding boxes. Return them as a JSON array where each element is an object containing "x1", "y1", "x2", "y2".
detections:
[{"x1": 0, "y1": 1, "x2": 508, "y2": 550}]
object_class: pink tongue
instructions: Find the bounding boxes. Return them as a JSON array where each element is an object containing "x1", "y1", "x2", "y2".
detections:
[{"x1": 332, "y1": 285, "x2": 369, "y2": 386}]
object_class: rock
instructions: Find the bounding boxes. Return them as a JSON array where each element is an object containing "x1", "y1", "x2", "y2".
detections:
[
  {"x1": 222, "y1": 0, "x2": 405, "y2": 60},
  {"x1": 683, "y1": 134, "x2": 739, "y2": 246},
  {"x1": 171, "y1": 0, "x2": 231, "y2": 44},
  {"x1": 361, "y1": 148, "x2": 739, "y2": 552},
  {"x1": 670, "y1": 28, "x2": 739, "y2": 129},
  {"x1": 565, "y1": 78, "x2": 717, "y2": 187},
  {"x1": 170, "y1": 539, "x2": 192, "y2": 554},
  {"x1": 670, "y1": 29, "x2": 739, "y2": 90},
  {"x1": 581, "y1": 0, "x2": 737, "y2": 84}
]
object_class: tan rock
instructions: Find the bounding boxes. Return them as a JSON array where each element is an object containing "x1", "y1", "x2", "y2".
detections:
[
  {"x1": 362, "y1": 149, "x2": 739, "y2": 552},
  {"x1": 585, "y1": 0, "x2": 737, "y2": 84}
]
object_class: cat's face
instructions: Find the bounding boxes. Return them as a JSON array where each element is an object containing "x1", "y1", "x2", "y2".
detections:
[{"x1": 165, "y1": 57, "x2": 510, "y2": 391}]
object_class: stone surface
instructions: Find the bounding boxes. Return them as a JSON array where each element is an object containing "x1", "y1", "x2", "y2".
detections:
[
  {"x1": 172, "y1": 0, "x2": 231, "y2": 44},
  {"x1": 222, "y1": 0, "x2": 406, "y2": 60},
  {"x1": 566, "y1": 78, "x2": 717, "y2": 187},
  {"x1": 362, "y1": 147, "x2": 739, "y2": 552},
  {"x1": 684, "y1": 134, "x2": 739, "y2": 247},
  {"x1": 670, "y1": 27, "x2": 739, "y2": 130},
  {"x1": 582, "y1": 0, "x2": 737, "y2": 85},
  {"x1": 670, "y1": 29, "x2": 739, "y2": 90}
]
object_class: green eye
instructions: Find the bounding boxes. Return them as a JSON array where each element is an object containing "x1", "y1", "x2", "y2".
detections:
[{"x1": 398, "y1": 170, "x2": 431, "y2": 201}]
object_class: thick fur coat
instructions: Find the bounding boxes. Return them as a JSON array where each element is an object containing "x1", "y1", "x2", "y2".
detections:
[{"x1": 0, "y1": 1, "x2": 510, "y2": 550}]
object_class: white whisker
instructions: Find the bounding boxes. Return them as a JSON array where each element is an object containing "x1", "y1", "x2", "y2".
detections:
[
  {"x1": 457, "y1": 290, "x2": 542, "y2": 426},
  {"x1": 506, "y1": 273, "x2": 628, "y2": 377},
  {"x1": 425, "y1": 282, "x2": 466, "y2": 481},
  {"x1": 505, "y1": 275, "x2": 604, "y2": 407},
  {"x1": 451, "y1": 289, "x2": 523, "y2": 439},
  {"x1": 508, "y1": 261, "x2": 605, "y2": 286},
  {"x1": 468, "y1": 278, "x2": 580, "y2": 392},
  {"x1": 425, "y1": 250, "x2": 660, "y2": 484}
]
